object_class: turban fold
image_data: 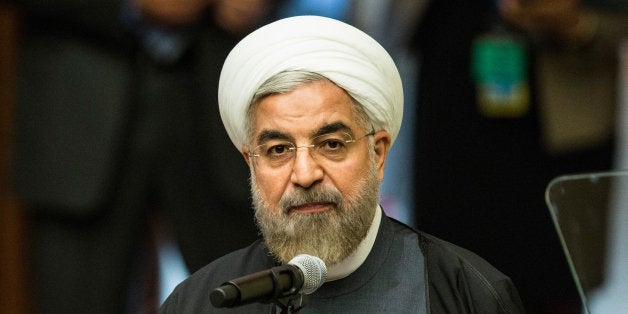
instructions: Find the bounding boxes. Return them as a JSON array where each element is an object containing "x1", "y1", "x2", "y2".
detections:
[{"x1": 218, "y1": 15, "x2": 403, "y2": 150}]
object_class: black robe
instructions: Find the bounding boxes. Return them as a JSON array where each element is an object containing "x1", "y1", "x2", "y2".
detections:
[{"x1": 160, "y1": 211, "x2": 525, "y2": 313}]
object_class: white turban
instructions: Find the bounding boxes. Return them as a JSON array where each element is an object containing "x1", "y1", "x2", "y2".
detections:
[{"x1": 218, "y1": 15, "x2": 403, "y2": 150}]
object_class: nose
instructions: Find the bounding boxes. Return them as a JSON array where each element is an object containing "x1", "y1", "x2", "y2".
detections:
[{"x1": 290, "y1": 146, "x2": 324, "y2": 188}]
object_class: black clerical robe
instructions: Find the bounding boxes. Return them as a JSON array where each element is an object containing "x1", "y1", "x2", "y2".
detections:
[{"x1": 160, "y1": 211, "x2": 525, "y2": 313}]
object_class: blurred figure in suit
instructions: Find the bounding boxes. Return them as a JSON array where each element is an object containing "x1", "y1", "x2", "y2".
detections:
[
  {"x1": 11, "y1": 0, "x2": 279, "y2": 312},
  {"x1": 412, "y1": 0, "x2": 628, "y2": 312}
]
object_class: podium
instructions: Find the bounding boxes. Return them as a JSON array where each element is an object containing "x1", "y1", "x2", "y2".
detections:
[{"x1": 545, "y1": 170, "x2": 628, "y2": 313}]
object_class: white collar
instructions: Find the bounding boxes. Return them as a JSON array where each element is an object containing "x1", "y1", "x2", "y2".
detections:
[{"x1": 325, "y1": 205, "x2": 382, "y2": 281}]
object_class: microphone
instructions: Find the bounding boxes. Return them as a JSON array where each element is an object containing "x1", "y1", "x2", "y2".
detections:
[{"x1": 210, "y1": 254, "x2": 327, "y2": 308}]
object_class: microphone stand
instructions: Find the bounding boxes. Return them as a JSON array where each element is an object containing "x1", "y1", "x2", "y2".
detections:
[{"x1": 272, "y1": 293, "x2": 308, "y2": 314}]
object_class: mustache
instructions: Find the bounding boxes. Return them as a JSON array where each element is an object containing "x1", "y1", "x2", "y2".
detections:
[{"x1": 279, "y1": 185, "x2": 343, "y2": 213}]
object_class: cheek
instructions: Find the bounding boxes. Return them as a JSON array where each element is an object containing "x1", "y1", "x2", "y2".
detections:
[
  {"x1": 329, "y1": 158, "x2": 371, "y2": 194},
  {"x1": 254, "y1": 170, "x2": 288, "y2": 212}
]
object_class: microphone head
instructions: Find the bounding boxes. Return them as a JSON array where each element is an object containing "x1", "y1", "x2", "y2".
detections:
[{"x1": 288, "y1": 254, "x2": 327, "y2": 294}]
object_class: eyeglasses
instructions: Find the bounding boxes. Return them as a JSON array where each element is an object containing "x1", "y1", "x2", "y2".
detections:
[{"x1": 249, "y1": 131, "x2": 375, "y2": 169}]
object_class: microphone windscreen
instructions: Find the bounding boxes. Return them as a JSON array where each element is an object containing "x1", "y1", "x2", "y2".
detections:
[{"x1": 288, "y1": 254, "x2": 327, "y2": 294}]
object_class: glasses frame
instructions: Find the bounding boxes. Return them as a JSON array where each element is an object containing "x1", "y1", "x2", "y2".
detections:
[{"x1": 248, "y1": 130, "x2": 376, "y2": 168}]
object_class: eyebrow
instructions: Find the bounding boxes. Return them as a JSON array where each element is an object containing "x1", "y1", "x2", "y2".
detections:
[
  {"x1": 256, "y1": 130, "x2": 291, "y2": 145},
  {"x1": 255, "y1": 121, "x2": 353, "y2": 145},
  {"x1": 312, "y1": 122, "x2": 352, "y2": 138}
]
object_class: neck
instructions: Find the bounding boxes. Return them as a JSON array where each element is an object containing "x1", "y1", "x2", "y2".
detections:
[{"x1": 326, "y1": 205, "x2": 381, "y2": 281}]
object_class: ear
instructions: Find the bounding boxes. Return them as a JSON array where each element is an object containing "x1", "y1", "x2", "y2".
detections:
[
  {"x1": 372, "y1": 130, "x2": 391, "y2": 181},
  {"x1": 241, "y1": 146, "x2": 252, "y2": 168}
]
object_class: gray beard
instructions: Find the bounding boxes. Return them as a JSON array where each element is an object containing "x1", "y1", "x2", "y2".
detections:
[{"x1": 250, "y1": 160, "x2": 380, "y2": 266}]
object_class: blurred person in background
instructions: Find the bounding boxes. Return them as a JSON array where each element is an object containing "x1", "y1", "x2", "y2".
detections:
[
  {"x1": 10, "y1": 0, "x2": 281, "y2": 312},
  {"x1": 347, "y1": 0, "x2": 429, "y2": 226},
  {"x1": 412, "y1": 0, "x2": 628, "y2": 312}
]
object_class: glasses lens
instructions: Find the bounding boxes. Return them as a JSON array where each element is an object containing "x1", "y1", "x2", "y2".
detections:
[
  {"x1": 312, "y1": 132, "x2": 353, "y2": 161},
  {"x1": 253, "y1": 141, "x2": 295, "y2": 167}
]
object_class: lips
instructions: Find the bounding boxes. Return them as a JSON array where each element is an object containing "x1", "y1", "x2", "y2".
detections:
[{"x1": 287, "y1": 202, "x2": 334, "y2": 214}]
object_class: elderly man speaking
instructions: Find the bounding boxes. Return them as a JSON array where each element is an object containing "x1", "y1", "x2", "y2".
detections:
[{"x1": 160, "y1": 16, "x2": 525, "y2": 313}]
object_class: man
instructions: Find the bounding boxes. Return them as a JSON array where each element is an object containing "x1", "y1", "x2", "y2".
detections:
[{"x1": 160, "y1": 15, "x2": 524, "y2": 313}]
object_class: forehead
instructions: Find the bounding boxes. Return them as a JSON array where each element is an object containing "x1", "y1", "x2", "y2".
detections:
[{"x1": 250, "y1": 80, "x2": 360, "y2": 140}]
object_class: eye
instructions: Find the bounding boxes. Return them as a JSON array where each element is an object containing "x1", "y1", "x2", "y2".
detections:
[
  {"x1": 319, "y1": 138, "x2": 345, "y2": 151},
  {"x1": 314, "y1": 133, "x2": 351, "y2": 158},
  {"x1": 264, "y1": 143, "x2": 293, "y2": 158}
]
